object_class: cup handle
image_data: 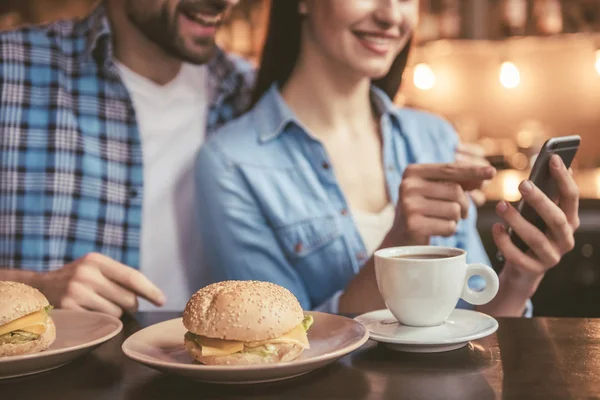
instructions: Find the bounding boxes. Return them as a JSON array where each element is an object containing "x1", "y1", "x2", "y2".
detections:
[{"x1": 460, "y1": 263, "x2": 500, "y2": 306}]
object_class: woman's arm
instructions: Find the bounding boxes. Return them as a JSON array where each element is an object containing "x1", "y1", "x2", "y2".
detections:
[
  {"x1": 479, "y1": 155, "x2": 579, "y2": 317},
  {"x1": 457, "y1": 198, "x2": 533, "y2": 316}
]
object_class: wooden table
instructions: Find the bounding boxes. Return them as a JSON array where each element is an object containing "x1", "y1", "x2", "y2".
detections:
[{"x1": 2, "y1": 313, "x2": 600, "y2": 399}]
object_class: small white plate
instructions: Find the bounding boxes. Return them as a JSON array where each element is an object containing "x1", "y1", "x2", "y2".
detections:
[
  {"x1": 122, "y1": 311, "x2": 369, "y2": 384},
  {"x1": 355, "y1": 309, "x2": 498, "y2": 353},
  {"x1": 0, "y1": 310, "x2": 123, "y2": 379}
]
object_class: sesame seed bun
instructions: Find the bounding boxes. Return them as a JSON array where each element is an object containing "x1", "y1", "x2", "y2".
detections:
[
  {"x1": 182, "y1": 281, "x2": 304, "y2": 342},
  {"x1": 0, "y1": 281, "x2": 50, "y2": 326},
  {"x1": 0, "y1": 317, "x2": 56, "y2": 357}
]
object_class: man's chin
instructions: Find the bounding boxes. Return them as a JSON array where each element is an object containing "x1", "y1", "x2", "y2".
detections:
[
  {"x1": 167, "y1": 40, "x2": 216, "y2": 65},
  {"x1": 178, "y1": 49, "x2": 215, "y2": 65}
]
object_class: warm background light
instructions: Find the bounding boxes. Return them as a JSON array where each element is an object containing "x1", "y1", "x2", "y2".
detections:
[
  {"x1": 500, "y1": 61, "x2": 521, "y2": 89},
  {"x1": 403, "y1": 36, "x2": 600, "y2": 170},
  {"x1": 511, "y1": 152, "x2": 530, "y2": 170},
  {"x1": 413, "y1": 63, "x2": 436, "y2": 90},
  {"x1": 501, "y1": 170, "x2": 523, "y2": 202}
]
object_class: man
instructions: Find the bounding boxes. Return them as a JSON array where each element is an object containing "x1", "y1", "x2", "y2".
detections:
[{"x1": 0, "y1": 0, "x2": 251, "y2": 315}]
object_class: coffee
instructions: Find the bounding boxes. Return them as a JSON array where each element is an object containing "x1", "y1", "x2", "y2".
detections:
[{"x1": 391, "y1": 253, "x2": 454, "y2": 260}]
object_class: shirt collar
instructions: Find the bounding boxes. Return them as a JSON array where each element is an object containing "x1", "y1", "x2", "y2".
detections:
[
  {"x1": 370, "y1": 85, "x2": 401, "y2": 123},
  {"x1": 82, "y1": 2, "x2": 113, "y2": 65},
  {"x1": 255, "y1": 83, "x2": 402, "y2": 143},
  {"x1": 256, "y1": 85, "x2": 299, "y2": 143},
  {"x1": 206, "y1": 47, "x2": 249, "y2": 107}
]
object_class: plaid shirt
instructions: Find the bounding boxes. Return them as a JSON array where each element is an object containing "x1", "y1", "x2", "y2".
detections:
[{"x1": 0, "y1": 4, "x2": 254, "y2": 271}]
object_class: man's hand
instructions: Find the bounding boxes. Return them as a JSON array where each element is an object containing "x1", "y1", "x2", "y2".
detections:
[
  {"x1": 39, "y1": 253, "x2": 165, "y2": 317},
  {"x1": 455, "y1": 143, "x2": 491, "y2": 207}
]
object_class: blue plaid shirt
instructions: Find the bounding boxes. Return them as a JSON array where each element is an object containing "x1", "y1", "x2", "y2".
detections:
[{"x1": 0, "y1": 4, "x2": 254, "y2": 271}]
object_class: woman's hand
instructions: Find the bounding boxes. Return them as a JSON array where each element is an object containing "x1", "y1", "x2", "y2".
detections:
[
  {"x1": 391, "y1": 163, "x2": 496, "y2": 246},
  {"x1": 492, "y1": 155, "x2": 580, "y2": 292},
  {"x1": 455, "y1": 143, "x2": 490, "y2": 207},
  {"x1": 339, "y1": 162, "x2": 496, "y2": 315}
]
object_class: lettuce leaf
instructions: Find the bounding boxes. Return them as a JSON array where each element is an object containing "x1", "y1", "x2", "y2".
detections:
[
  {"x1": 184, "y1": 331, "x2": 202, "y2": 347},
  {"x1": 302, "y1": 315, "x2": 314, "y2": 332},
  {"x1": 246, "y1": 344, "x2": 277, "y2": 357},
  {"x1": 0, "y1": 330, "x2": 40, "y2": 345}
]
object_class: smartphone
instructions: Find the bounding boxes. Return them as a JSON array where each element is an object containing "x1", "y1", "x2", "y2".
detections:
[{"x1": 505, "y1": 135, "x2": 581, "y2": 255}]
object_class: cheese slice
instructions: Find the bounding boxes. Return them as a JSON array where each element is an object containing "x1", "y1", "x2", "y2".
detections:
[
  {"x1": 20, "y1": 322, "x2": 48, "y2": 335},
  {"x1": 195, "y1": 322, "x2": 310, "y2": 357},
  {"x1": 0, "y1": 310, "x2": 48, "y2": 336},
  {"x1": 195, "y1": 336, "x2": 244, "y2": 357},
  {"x1": 247, "y1": 323, "x2": 310, "y2": 349}
]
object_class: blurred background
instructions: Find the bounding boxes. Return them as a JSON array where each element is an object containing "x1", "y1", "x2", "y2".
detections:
[{"x1": 2, "y1": 0, "x2": 600, "y2": 317}]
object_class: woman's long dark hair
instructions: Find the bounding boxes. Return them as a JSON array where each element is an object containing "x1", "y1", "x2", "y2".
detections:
[{"x1": 251, "y1": 0, "x2": 413, "y2": 106}]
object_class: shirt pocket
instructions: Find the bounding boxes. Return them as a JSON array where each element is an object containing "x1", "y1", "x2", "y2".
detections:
[
  {"x1": 274, "y1": 216, "x2": 355, "y2": 307},
  {"x1": 275, "y1": 216, "x2": 342, "y2": 259}
]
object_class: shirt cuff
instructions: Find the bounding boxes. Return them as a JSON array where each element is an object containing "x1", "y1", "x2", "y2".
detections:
[{"x1": 313, "y1": 290, "x2": 344, "y2": 314}]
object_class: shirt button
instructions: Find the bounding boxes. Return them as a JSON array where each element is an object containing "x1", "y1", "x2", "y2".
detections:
[
  {"x1": 357, "y1": 252, "x2": 367, "y2": 261},
  {"x1": 341, "y1": 209, "x2": 349, "y2": 216},
  {"x1": 322, "y1": 162, "x2": 330, "y2": 170},
  {"x1": 129, "y1": 187, "x2": 140, "y2": 198},
  {"x1": 294, "y1": 242, "x2": 304, "y2": 253},
  {"x1": 387, "y1": 165, "x2": 395, "y2": 172}
]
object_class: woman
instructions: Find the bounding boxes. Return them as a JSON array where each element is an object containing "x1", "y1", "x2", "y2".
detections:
[{"x1": 195, "y1": 0, "x2": 579, "y2": 316}]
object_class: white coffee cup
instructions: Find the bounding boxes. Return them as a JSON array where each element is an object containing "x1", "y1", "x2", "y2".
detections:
[{"x1": 374, "y1": 246, "x2": 499, "y2": 327}]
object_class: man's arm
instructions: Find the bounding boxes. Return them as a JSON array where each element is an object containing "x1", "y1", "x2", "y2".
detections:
[{"x1": 0, "y1": 268, "x2": 42, "y2": 287}]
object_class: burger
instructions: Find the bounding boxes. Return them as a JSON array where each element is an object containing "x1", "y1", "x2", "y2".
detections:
[
  {"x1": 183, "y1": 280, "x2": 314, "y2": 365},
  {"x1": 0, "y1": 281, "x2": 56, "y2": 357}
]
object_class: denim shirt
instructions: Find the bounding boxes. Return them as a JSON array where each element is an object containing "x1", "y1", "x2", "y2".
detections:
[{"x1": 195, "y1": 84, "x2": 492, "y2": 313}]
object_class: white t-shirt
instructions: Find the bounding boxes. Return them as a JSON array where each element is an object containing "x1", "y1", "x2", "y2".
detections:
[
  {"x1": 115, "y1": 62, "x2": 209, "y2": 311},
  {"x1": 351, "y1": 204, "x2": 395, "y2": 256}
]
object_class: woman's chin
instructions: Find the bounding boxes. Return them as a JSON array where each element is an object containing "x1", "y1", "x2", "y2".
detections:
[
  {"x1": 355, "y1": 63, "x2": 397, "y2": 81},
  {"x1": 370, "y1": 70, "x2": 391, "y2": 80}
]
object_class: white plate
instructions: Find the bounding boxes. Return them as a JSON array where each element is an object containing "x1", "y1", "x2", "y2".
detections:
[
  {"x1": 0, "y1": 310, "x2": 123, "y2": 379},
  {"x1": 355, "y1": 309, "x2": 498, "y2": 353},
  {"x1": 122, "y1": 311, "x2": 369, "y2": 384}
]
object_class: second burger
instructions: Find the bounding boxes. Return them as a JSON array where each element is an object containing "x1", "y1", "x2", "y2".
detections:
[{"x1": 183, "y1": 280, "x2": 313, "y2": 365}]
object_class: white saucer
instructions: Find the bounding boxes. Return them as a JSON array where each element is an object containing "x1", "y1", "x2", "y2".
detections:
[{"x1": 355, "y1": 309, "x2": 498, "y2": 353}]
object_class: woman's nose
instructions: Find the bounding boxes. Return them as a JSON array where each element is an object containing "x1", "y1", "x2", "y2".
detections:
[{"x1": 373, "y1": 0, "x2": 407, "y2": 28}]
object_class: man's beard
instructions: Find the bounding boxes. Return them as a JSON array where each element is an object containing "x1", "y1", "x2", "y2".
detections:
[{"x1": 129, "y1": 0, "x2": 231, "y2": 65}]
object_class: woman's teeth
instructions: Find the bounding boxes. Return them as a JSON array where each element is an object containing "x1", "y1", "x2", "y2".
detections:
[{"x1": 359, "y1": 34, "x2": 391, "y2": 45}]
